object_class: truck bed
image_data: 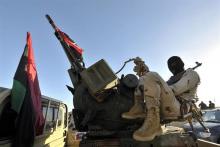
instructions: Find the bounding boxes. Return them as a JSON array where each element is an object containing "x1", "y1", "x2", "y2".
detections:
[{"x1": 79, "y1": 132, "x2": 197, "y2": 147}]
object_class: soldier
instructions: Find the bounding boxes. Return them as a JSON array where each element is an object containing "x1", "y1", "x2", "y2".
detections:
[
  {"x1": 198, "y1": 101, "x2": 208, "y2": 110},
  {"x1": 209, "y1": 100, "x2": 215, "y2": 109},
  {"x1": 122, "y1": 56, "x2": 200, "y2": 141}
]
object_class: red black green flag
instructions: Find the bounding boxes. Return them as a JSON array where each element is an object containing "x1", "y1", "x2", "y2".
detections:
[
  {"x1": 11, "y1": 32, "x2": 44, "y2": 147},
  {"x1": 26, "y1": 32, "x2": 44, "y2": 135},
  {"x1": 45, "y1": 14, "x2": 84, "y2": 70},
  {"x1": 58, "y1": 29, "x2": 83, "y2": 56},
  {"x1": 55, "y1": 28, "x2": 84, "y2": 68}
]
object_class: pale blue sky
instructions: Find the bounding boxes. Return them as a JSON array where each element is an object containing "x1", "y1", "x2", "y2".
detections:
[{"x1": 1, "y1": 0, "x2": 220, "y2": 109}]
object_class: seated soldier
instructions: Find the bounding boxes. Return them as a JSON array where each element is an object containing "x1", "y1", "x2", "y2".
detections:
[
  {"x1": 199, "y1": 101, "x2": 208, "y2": 110},
  {"x1": 209, "y1": 100, "x2": 215, "y2": 109},
  {"x1": 122, "y1": 56, "x2": 200, "y2": 141}
]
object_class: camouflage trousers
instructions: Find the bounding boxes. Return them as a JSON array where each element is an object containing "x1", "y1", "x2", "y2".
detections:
[{"x1": 136, "y1": 72, "x2": 181, "y2": 118}]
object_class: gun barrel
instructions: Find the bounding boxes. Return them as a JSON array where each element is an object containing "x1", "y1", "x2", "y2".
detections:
[
  {"x1": 192, "y1": 62, "x2": 202, "y2": 70},
  {"x1": 45, "y1": 14, "x2": 58, "y2": 31},
  {"x1": 45, "y1": 14, "x2": 84, "y2": 71}
]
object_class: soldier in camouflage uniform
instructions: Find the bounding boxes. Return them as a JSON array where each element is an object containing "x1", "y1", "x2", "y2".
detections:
[{"x1": 122, "y1": 56, "x2": 200, "y2": 141}]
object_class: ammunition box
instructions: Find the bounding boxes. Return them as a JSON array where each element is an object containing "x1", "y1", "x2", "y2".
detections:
[{"x1": 80, "y1": 59, "x2": 118, "y2": 97}]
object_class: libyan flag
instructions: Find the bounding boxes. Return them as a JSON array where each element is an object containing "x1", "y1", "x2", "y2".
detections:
[
  {"x1": 55, "y1": 28, "x2": 84, "y2": 65},
  {"x1": 11, "y1": 32, "x2": 45, "y2": 147},
  {"x1": 58, "y1": 29, "x2": 83, "y2": 57}
]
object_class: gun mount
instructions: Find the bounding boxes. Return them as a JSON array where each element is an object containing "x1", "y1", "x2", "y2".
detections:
[
  {"x1": 45, "y1": 15, "x2": 212, "y2": 146},
  {"x1": 72, "y1": 59, "x2": 143, "y2": 137},
  {"x1": 46, "y1": 15, "x2": 143, "y2": 137}
]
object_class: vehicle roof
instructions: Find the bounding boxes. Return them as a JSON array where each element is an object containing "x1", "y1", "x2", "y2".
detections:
[
  {"x1": 41, "y1": 95, "x2": 64, "y2": 104},
  {"x1": 0, "y1": 87, "x2": 8, "y2": 93},
  {"x1": 0, "y1": 87, "x2": 64, "y2": 104},
  {"x1": 202, "y1": 108, "x2": 220, "y2": 112}
]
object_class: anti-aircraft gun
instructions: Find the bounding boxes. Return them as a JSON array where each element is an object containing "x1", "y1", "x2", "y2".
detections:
[
  {"x1": 46, "y1": 15, "x2": 143, "y2": 138},
  {"x1": 46, "y1": 15, "x2": 204, "y2": 146}
]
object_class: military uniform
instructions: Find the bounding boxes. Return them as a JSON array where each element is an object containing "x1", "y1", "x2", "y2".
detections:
[
  {"x1": 122, "y1": 57, "x2": 200, "y2": 141},
  {"x1": 136, "y1": 68, "x2": 200, "y2": 118}
]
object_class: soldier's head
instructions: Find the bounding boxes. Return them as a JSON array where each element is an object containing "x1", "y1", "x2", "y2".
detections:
[
  {"x1": 133, "y1": 57, "x2": 149, "y2": 77},
  {"x1": 167, "y1": 56, "x2": 185, "y2": 75}
]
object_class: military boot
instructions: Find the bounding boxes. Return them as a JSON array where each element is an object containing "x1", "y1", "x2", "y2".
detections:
[
  {"x1": 133, "y1": 97, "x2": 162, "y2": 141},
  {"x1": 121, "y1": 96, "x2": 146, "y2": 119}
]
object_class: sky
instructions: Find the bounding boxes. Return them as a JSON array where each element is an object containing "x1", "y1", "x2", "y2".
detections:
[{"x1": 0, "y1": 0, "x2": 220, "y2": 110}]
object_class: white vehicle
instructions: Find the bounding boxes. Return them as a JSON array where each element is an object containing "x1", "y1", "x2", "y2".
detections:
[{"x1": 0, "y1": 87, "x2": 68, "y2": 147}]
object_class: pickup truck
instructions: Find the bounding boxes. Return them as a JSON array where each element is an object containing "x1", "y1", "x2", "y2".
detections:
[{"x1": 0, "y1": 87, "x2": 68, "y2": 147}]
